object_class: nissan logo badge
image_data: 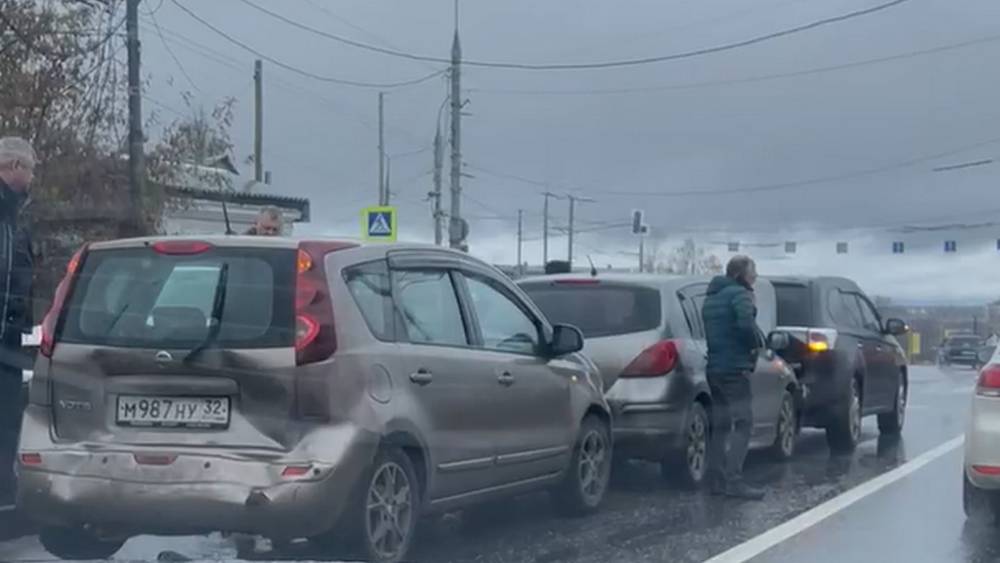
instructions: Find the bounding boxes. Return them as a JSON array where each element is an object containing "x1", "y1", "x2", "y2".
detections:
[{"x1": 155, "y1": 350, "x2": 173, "y2": 364}]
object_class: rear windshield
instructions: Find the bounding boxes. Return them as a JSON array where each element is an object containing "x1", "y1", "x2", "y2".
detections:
[
  {"x1": 60, "y1": 247, "x2": 296, "y2": 349},
  {"x1": 520, "y1": 282, "x2": 661, "y2": 338},
  {"x1": 947, "y1": 336, "x2": 982, "y2": 346},
  {"x1": 774, "y1": 283, "x2": 813, "y2": 326}
]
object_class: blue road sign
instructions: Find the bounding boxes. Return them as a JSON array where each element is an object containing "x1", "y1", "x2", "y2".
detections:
[{"x1": 361, "y1": 206, "x2": 397, "y2": 241}]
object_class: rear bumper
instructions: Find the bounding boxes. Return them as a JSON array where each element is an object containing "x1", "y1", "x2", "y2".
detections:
[
  {"x1": 16, "y1": 406, "x2": 377, "y2": 538},
  {"x1": 606, "y1": 375, "x2": 693, "y2": 460},
  {"x1": 965, "y1": 395, "x2": 1000, "y2": 490}
]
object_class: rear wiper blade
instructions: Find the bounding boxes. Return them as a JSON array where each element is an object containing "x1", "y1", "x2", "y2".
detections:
[{"x1": 184, "y1": 262, "x2": 229, "y2": 365}]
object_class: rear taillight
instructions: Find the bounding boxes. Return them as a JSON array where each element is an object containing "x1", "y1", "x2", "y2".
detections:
[
  {"x1": 151, "y1": 240, "x2": 213, "y2": 255},
  {"x1": 977, "y1": 365, "x2": 1000, "y2": 397},
  {"x1": 40, "y1": 245, "x2": 87, "y2": 358},
  {"x1": 620, "y1": 340, "x2": 679, "y2": 378},
  {"x1": 294, "y1": 243, "x2": 343, "y2": 365},
  {"x1": 807, "y1": 329, "x2": 838, "y2": 353}
]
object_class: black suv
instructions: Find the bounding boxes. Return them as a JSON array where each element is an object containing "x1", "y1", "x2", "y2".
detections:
[
  {"x1": 769, "y1": 277, "x2": 909, "y2": 452},
  {"x1": 938, "y1": 334, "x2": 984, "y2": 368}
]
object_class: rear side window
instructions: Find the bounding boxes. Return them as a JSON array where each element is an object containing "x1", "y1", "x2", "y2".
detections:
[
  {"x1": 774, "y1": 283, "x2": 813, "y2": 326},
  {"x1": 520, "y1": 282, "x2": 661, "y2": 338},
  {"x1": 827, "y1": 290, "x2": 863, "y2": 329},
  {"x1": 61, "y1": 247, "x2": 295, "y2": 349},
  {"x1": 344, "y1": 260, "x2": 394, "y2": 341}
]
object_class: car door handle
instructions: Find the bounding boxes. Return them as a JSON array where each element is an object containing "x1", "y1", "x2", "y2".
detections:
[
  {"x1": 409, "y1": 369, "x2": 433, "y2": 386},
  {"x1": 497, "y1": 371, "x2": 515, "y2": 387}
]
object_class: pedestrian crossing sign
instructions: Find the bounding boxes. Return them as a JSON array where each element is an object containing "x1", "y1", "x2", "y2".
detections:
[{"x1": 362, "y1": 206, "x2": 397, "y2": 242}]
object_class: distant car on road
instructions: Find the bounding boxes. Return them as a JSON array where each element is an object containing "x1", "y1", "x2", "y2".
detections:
[
  {"x1": 964, "y1": 347, "x2": 1000, "y2": 522},
  {"x1": 519, "y1": 274, "x2": 800, "y2": 489},
  {"x1": 18, "y1": 237, "x2": 612, "y2": 563},
  {"x1": 768, "y1": 276, "x2": 909, "y2": 453},
  {"x1": 938, "y1": 335, "x2": 985, "y2": 369}
]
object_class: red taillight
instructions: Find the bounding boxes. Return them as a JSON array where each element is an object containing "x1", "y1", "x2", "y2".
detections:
[
  {"x1": 20, "y1": 452, "x2": 42, "y2": 465},
  {"x1": 621, "y1": 340, "x2": 679, "y2": 378},
  {"x1": 294, "y1": 242, "x2": 342, "y2": 366},
  {"x1": 133, "y1": 453, "x2": 177, "y2": 466},
  {"x1": 973, "y1": 465, "x2": 1000, "y2": 476},
  {"x1": 151, "y1": 240, "x2": 213, "y2": 255},
  {"x1": 281, "y1": 465, "x2": 312, "y2": 478},
  {"x1": 40, "y1": 245, "x2": 87, "y2": 358},
  {"x1": 977, "y1": 365, "x2": 1000, "y2": 396}
]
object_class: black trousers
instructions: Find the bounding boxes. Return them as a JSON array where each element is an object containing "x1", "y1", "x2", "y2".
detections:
[
  {"x1": 0, "y1": 340, "x2": 24, "y2": 501},
  {"x1": 707, "y1": 371, "x2": 753, "y2": 484}
]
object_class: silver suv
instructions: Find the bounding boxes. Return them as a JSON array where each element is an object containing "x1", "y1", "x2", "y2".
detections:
[{"x1": 17, "y1": 237, "x2": 612, "y2": 563}]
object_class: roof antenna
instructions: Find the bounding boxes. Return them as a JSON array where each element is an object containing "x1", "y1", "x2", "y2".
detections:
[{"x1": 586, "y1": 254, "x2": 598, "y2": 277}]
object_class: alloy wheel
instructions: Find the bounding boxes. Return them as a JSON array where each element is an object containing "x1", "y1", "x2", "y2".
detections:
[
  {"x1": 578, "y1": 429, "x2": 609, "y2": 503},
  {"x1": 365, "y1": 461, "x2": 413, "y2": 561},
  {"x1": 778, "y1": 398, "x2": 796, "y2": 456},
  {"x1": 849, "y1": 381, "x2": 862, "y2": 443},
  {"x1": 687, "y1": 411, "x2": 708, "y2": 481},
  {"x1": 896, "y1": 380, "x2": 907, "y2": 429}
]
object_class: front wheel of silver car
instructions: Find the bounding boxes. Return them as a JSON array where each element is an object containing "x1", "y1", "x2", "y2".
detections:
[
  {"x1": 39, "y1": 527, "x2": 125, "y2": 561},
  {"x1": 553, "y1": 415, "x2": 612, "y2": 516}
]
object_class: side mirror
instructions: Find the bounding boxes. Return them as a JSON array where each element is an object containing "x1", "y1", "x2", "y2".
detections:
[
  {"x1": 884, "y1": 318, "x2": 908, "y2": 336},
  {"x1": 549, "y1": 324, "x2": 584, "y2": 356},
  {"x1": 767, "y1": 331, "x2": 791, "y2": 351}
]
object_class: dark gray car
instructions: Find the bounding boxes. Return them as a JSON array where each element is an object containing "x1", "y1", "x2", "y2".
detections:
[
  {"x1": 18, "y1": 237, "x2": 612, "y2": 563},
  {"x1": 519, "y1": 274, "x2": 799, "y2": 488}
]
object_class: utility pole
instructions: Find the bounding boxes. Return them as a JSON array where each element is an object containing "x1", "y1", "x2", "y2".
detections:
[
  {"x1": 517, "y1": 209, "x2": 523, "y2": 275},
  {"x1": 125, "y1": 0, "x2": 145, "y2": 235},
  {"x1": 384, "y1": 155, "x2": 391, "y2": 205},
  {"x1": 638, "y1": 230, "x2": 645, "y2": 273},
  {"x1": 542, "y1": 192, "x2": 551, "y2": 264},
  {"x1": 566, "y1": 194, "x2": 594, "y2": 267},
  {"x1": 448, "y1": 4, "x2": 464, "y2": 249},
  {"x1": 431, "y1": 123, "x2": 444, "y2": 245},
  {"x1": 378, "y1": 92, "x2": 386, "y2": 205},
  {"x1": 253, "y1": 59, "x2": 263, "y2": 183}
]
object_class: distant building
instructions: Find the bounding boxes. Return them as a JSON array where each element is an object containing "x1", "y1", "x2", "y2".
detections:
[{"x1": 160, "y1": 155, "x2": 310, "y2": 235}]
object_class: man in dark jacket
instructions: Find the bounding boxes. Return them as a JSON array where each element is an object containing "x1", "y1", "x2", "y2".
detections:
[
  {"x1": 701, "y1": 255, "x2": 763, "y2": 500},
  {"x1": 244, "y1": 206, "x2": 283, "y2": 236},
  {"x1": 0, "y1": 137, "x2": 35, "y2": 504}
]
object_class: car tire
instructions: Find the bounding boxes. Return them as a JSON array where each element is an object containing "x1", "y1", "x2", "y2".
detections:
[
  {"x1": 661, "y1": 402, "x2": 710, "y2": 489},
  {"x1": 826, "y1": 378, "x2": 862, "y2": 453},
  {"x1": 39, "y1": 527, "x2": 125, "y2": 561},
  {"x1": 769, "y1": 391, "x2": 797, "y2": 461},
  {"x1": 964, "y1": 471, "x2": 1000, "y2": 525},
  {"x1": 553, "y1": 415, "x2": 612, "y2": 516},
  {"x1": 318, "y1": 446, "x2": 421, "y2": 563},
  {"x1": 877, "y1": 373, "x2": 906, "y2": 435}
]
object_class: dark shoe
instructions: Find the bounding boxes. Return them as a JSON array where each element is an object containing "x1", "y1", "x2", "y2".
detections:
[{"x1": 723, "y1": 481, "x2": 765, "y2": 501}]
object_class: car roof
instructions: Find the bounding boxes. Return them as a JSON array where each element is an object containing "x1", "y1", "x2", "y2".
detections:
[
  {"x1": 87, "y1": 235, "x2": 468, "y2": 256},
  {"x1": 517, "y1": 272, "x2": 717, "y2": 290},
  {"x1": 766, "y1": 275, "x2": 858, "y2": 287}
]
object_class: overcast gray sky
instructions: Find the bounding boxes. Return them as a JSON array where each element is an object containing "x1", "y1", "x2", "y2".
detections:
[{"x1": 140, "y1": 0, "x2": 1000, "y2": 302}]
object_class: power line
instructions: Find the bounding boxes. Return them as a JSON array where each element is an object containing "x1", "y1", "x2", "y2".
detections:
[
  {"x1": 236, "y1": 0, "x2": 909, "y2": 71},
  {"x1": 469, "y1": 32, "x2": 1000, "y2": 96},
  {"x1": 171, "y1": 0, "x2": 446, "y2": 88},
  {"x1": 146, "y1": 3, "x2": 201, "y2": 93},
  {"x1": 474, "y1": 135, "x2": 1000, "y2": 200}
]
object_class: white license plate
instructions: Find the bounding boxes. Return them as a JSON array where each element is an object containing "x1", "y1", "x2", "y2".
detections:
[{"x1": 116, "y1": 396, "x2": 230, "y2": 429}]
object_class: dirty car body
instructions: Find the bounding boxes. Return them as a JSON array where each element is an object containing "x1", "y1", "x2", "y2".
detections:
[{"x1": 18, "y1": 236, "x2": 610, "y2": 555}]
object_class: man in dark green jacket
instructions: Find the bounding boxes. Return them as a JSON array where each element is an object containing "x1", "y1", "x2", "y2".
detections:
[{"x1": 702, "y1": 255, "x2": 763, "y2": 500}]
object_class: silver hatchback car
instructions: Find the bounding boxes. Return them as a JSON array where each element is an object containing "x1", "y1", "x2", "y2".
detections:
[
  {"x1": 519, "y1": 274, "x2": 799, "y2": 488},
  {"x1": 17, "y1": 236, "x2": 612, "y2": 562}
]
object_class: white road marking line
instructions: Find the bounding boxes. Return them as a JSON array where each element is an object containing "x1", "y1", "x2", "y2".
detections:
[{"x1": 703, "y1": 434, "x2": 965, "y2": 563}]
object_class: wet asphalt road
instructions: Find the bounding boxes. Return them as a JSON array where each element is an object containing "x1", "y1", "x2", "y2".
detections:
[{"x1": 0, "y1": 365, "x2": 983, "y2": 562}]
